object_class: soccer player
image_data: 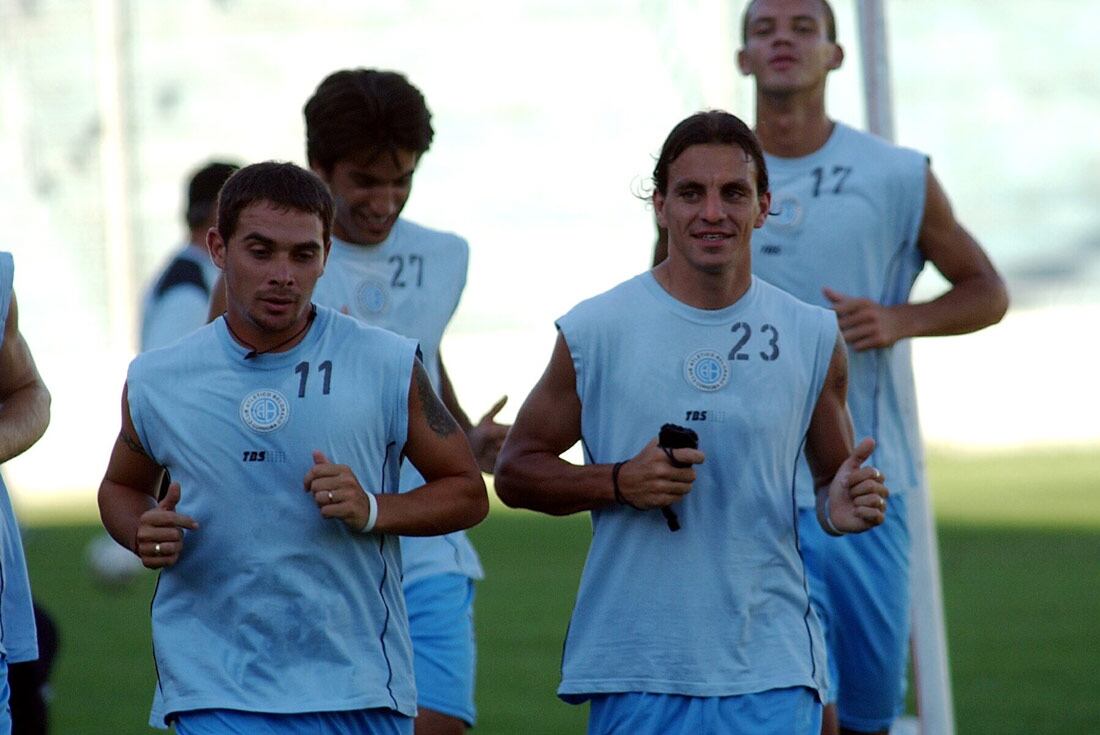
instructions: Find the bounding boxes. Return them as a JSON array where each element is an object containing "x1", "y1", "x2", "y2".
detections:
[
  {"x1": 141, "y1": 161, "x2": 239, "y2": 351},
  {"x1": 495, "y1": 111, "x2": 890, "y2": 735},
  {"x1": 735, "y1": 2, "x2": 1009, "y2": 733},
  {"x1": 210, "y1": 69, "x2": 504, "y2": 735},
  {"x1": 98, "y1": 161, "x2": 488, "y2": 734},
  {"x1": 0, "y1": 253, "x2": 51, "y2": 735}
]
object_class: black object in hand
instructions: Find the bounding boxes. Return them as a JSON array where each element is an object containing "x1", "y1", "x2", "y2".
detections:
[
  {"x1": 657, "y1": 423, "x2": 698, "y2": 531},
  {"x1": 659, "y1": 424, "x2": 699, "y2": 458}
]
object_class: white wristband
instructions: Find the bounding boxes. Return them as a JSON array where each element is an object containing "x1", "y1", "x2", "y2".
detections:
[
  {"x1": 822, "y1": 493, "x2": 845, "y2": 537},
  {"x1": 361, "y1": 492, "x2": 379, "y2": 534}
]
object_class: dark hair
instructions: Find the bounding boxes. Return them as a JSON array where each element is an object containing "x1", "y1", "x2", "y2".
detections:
[
  {"x1": 741, "y1": 0, "x2": 837, "y2": 44},
  {"x1": 304, "y1": 69, "x2": 434, "y2": 173},
  {"x1": 652, "y1": 111, "x2": 769, "y2": 197},
  {"x1": 216, "y1": 162, "x2": 334, "y2": 244},
  {"x1": 186, "y1": 161, "x2": 240, "y2": 229}
]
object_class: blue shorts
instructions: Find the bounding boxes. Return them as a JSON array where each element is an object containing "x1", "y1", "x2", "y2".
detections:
[
  {"x1": 404, "y1": 573, "x2": 477, "y2": 726},
  {"x1": 799, "y1": 491, "x2": 911, "y2": 732},
  {"x1": 587, "y1": 688, "x2": 821, "y2": 735},
  {"x1": 173, "y1": 708, "x2": 412, "y2": 735}
]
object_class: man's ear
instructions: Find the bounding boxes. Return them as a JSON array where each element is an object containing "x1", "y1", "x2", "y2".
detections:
[
  {"x1": 754, "y1": 192, "x2": 772, "y2": 228},
  {"x1": 736, "y1": 49, "x2": 751, "y2": 77},
  {"x1": 653, "y1": 191, "x2": 667, "y2": 228},
  {"x1": 828, "y1": 43, "x2": 845, "y2": 72},
  {"x1": 207, "y1": 228, "x2": 227, "y2": 270}
]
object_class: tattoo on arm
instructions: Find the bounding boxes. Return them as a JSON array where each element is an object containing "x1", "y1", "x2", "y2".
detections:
[
  {"x1": 414, "y1": 363, "x2": 459, "y2": 438},
  {"x1": 120, "y1": 429, "x2": 149, "y2": 457}
]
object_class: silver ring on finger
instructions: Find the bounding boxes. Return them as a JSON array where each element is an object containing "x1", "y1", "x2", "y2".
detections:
[
  {"x1": 154, "y1": 542, "x2": 162, "y2": 555},
  {"x1": 327, "y1": 490, "x2": 335, "y2": 504}
]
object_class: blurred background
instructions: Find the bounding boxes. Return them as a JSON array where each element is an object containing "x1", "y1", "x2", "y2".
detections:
[
  {"x1": 2, "y1": 0, "x2": 1098, "y2": 505},
  {"x1": 1, "y1": 0, "x2": 1097, "y2": 732}
]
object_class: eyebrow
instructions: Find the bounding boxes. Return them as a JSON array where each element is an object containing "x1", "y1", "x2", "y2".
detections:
[
  {"x1": 673, "y1": 180, "x2": 704, "y2": 191},
  {"x1": 672, "y1": 176, "x2": 753, "y2": 190},
  {"x1": 749, "y1": 13, "x2": 818, "y2": 27},
  {"x1": 241, "y1": 232, "x2": 322, "y2": 250},
  {"x1": 241, "y1": 232, "x2": 276, "y2": 246}
]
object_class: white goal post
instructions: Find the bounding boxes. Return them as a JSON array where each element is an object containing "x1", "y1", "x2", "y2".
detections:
[{"x1": 856, "y1": 2, "x2": 956, "y2": 733}]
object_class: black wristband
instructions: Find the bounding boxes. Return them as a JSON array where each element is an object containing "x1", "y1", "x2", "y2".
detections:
[{"x1": 612, "y1": 461, "x2": 638, "y2": 509}]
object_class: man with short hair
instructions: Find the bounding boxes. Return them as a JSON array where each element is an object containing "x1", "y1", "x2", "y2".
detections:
[
  {"x1": 99, "y1": 161, "x2": 488, "y2": 734},
  {"x1": 305, "y1": 70, "x2": 503, "y2": 735},
  {"x1": 141, "y1": 161, "x2": 239, "y2": 351},
  {"x1": 735, "y1": 1, "x2": 1009, "y2": 733},
  {"x1": 0, "y1": 253, "x2": 51, "y2": 735},
  {"x1": 496, "y1": 111, "x2": 890, "y2": 735}
]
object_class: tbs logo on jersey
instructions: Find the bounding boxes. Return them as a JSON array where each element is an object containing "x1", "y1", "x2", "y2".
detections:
[
  {"x1": 240, "y1": 389, "x2": 290, "y2": 433},
  {"x1": 684, "y1": 350, "x2": 729, "y2": 392}
]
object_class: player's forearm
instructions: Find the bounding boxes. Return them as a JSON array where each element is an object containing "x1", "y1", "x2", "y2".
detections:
[
  {"x1": 98, "y1": 480, "x2": 156, "y2": 553},
  {"x1": 894, "y1": 273, "x2": 1008, "y2": 340},
  {"x1": 495, "y1": 449, "x2": 616, "y2": 516},
  {"x1": 374, "y1": 472, "x2": 488, "y2": 536},
  {"x1": 0, "y1": 379, "x2": 50, "y2": 463}
]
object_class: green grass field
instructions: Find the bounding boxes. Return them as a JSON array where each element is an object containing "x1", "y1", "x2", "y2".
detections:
[{"x1": 19, "y1": 447, "x2": 1100, "y2": 734}]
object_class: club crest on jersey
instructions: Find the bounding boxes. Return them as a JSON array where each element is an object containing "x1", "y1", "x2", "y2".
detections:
[
  {"x1": 684, "y1": 349, "x2": 729, "y2": 392},
  {"x1": 356, "y1": 279, "x2": 390, "y2": 316},
  {"x1": 240, "y1": 389, "x2": 290, "y2": 433},
  {"x1": 769, "y1": 192, "x2": 804, "y2": 231}
]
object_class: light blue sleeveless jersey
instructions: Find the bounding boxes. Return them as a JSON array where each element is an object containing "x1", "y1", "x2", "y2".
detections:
[
  {"x1": 555, "y1": 274, "x2": 835, "y2": 701},
  {"x1": 128, "y1": 306, "x2": 418, "y2": 725},
  {"x1": 312, "y1": 221, "x2": 482, "y2": 585},
  {"x1": 0, "y1": 252, "x2": 37, "y2": 665},
  {"x1": 752, "y1": 123, "x2": 928, "y2": 505}
]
